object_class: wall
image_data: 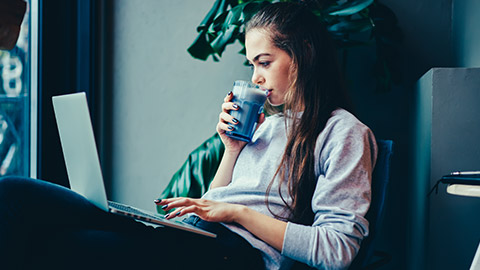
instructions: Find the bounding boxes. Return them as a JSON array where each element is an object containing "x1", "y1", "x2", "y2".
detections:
[
  {"x1": 453, "y1": 0, "x2": 480, "y2": 67},
  {"x1": 106, "y1": 0, "x2": 250, "y2": 211}
]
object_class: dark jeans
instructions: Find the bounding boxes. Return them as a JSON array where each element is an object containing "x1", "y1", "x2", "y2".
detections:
[{"x1": 0, "y1": 176, "x2": 264, "y2": 270}]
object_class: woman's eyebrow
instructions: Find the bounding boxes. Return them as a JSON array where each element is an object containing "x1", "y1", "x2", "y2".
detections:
[{"x1": 250, "y1": 53, "x2": 272, "y2": 63}]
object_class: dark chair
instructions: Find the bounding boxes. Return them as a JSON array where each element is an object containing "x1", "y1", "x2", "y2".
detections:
[{"x1": 349, "y1": 139, "x2": 394, "y2": 270}]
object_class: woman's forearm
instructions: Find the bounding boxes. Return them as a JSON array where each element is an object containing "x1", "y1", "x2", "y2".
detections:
[
  {"x1": 233, "y1": 205, "x2": 287, "y2": 252},
  {"x1": 209, "y1": 151, "x2": 241, "y2": 189}
]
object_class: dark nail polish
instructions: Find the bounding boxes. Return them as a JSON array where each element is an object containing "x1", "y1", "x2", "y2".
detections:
[
  {"x1": 232, "y1": 118, "x2": 238, "y2": 123},
  {"x1": 164, "y1": 214, "x2": 170, "y2": 218},
  {"x1": 161, "y1": 204, "x2": 168, "y2": 209},
  {"x1": 175, "y1": 211, "x2": 182, "y2": 216},
  {"x1": 232, "y1": 104, "x2": 238, "y2": 109},
  {"x1": 228, "y1": 126, "x2": 234, "y2": 131},
  {"x1": 227, "y1": 91, "x2": 232, "y2": 96},
  {"x1": 154, "y1": 199, "x2": 161, "y2": 204}
]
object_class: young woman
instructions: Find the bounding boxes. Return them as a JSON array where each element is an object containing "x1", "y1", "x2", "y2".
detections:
[
  {"x1": 0, "y1": 2, "x2": 376, "y2": 270},
  {"x1": 157, "y1": 2, "x2": 377, "y2": 269}
]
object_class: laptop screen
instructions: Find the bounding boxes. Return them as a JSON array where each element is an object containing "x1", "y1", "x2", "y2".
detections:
[{"x1": 52, "y1": 92, "x2": 109, "y2": 212}]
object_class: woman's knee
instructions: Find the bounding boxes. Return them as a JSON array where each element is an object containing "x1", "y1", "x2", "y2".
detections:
[
  {"x1": 0, "y1": 176, "x2": 34, "y2": 199},
  {"x1": 0, "y1": 176, "x2": 72, "y2": 205}
]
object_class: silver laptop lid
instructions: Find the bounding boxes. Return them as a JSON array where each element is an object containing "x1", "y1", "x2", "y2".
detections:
[{"x1": 52, "y1": 92, "x2": 109, "y2": 212}]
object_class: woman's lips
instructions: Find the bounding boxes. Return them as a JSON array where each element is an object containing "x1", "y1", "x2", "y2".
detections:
[{"x1": 261, "y1": 87, "x2": 272, "y2": 97}]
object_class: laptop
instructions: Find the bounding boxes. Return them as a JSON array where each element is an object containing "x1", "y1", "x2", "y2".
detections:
[{"x1": 52, "y1": 92, "x2": 216, "y2": 238}]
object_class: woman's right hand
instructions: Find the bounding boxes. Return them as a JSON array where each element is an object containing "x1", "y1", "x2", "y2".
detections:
[
  {"x1": 216, "y1": 91, "x2": 247, "y2": 154},
  {"x1": 217, "y1": 91, "x2": 265, "y2": 153},
  {"x1": 212, "y1": 91, "x2": 265, "y2": 189}
]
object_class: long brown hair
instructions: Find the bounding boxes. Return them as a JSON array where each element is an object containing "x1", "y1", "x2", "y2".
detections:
[{"x1": 246, "y1": 2, "x2": 352, "y2": 225}]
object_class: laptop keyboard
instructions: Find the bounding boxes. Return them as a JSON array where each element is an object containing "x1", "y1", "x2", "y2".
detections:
[
  {"x1": 108, "y1": 201, "x2": 217, "y2": 238},
  {"x1": 108, "y1": 201, "x2": 163, "y2": 220}
]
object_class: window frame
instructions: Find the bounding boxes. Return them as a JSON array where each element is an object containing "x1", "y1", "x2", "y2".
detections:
[
  {"x1": 30, "y1": 0, "x2": 38, "y2": 178},
  {"x1": 36, "y1": 0, "x2": 103, "y2": 186}
]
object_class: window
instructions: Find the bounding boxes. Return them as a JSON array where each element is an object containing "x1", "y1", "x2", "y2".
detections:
[{"x1": 0, "y1": 0, "x2": 33, "y2": 177}]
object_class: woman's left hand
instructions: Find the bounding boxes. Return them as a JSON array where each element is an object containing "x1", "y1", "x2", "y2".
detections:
[{"x1": 155, "y1": 197, "x2": 243, "y2": 223}]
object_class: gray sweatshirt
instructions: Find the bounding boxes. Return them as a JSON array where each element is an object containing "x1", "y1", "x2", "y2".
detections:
[{"x1": 202, "y1": 108, "x2": 377, "y2": 270}]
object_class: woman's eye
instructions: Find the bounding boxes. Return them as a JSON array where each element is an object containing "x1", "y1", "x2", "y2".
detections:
[
  {"x1": 259, "y1": 61, "x2": 270, "y2": 67},
  {"x1": 247, "y1": 63, "x2": 254, "y2": 70}
]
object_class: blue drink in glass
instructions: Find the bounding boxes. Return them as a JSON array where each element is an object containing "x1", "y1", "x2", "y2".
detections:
[{"x1": 226, "y1": 80, "x2": 268, "y2": 142}]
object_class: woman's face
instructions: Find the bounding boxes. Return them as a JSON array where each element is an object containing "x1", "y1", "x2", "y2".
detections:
[{"x1": 245, "y1": 28, "x2": 294, "y2": 106}]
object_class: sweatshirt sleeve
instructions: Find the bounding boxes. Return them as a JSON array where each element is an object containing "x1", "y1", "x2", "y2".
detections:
[{"x1": 281, "y1": 117, "x2": 377, "y2": 269}]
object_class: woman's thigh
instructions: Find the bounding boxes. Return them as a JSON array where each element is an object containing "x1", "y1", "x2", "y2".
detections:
[
  {"x1": 29, "y1": 224, "x2": 225, "y2": 269},
  {"x1": 0, "y1": 176, "x2": 113, "y2": 225},
  {"x1": 0, "y1": 176, "x2": 140, "y2": 269},
  {"x1": 0, "y1": 177, "x2": 265, "y2": 270},
  {"x1": 28, "y1": 217, "x2": 262, "y2": 270}
]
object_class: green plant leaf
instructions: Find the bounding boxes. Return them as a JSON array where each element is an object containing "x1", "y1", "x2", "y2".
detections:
[
  {"x1": 204, "y1": 1, "x2": 271, "y2": 57},
  {"x1": 197, "y1": 0, "x2": 227, "y2": 32},
  {"x1": 208, "y1": 12, "x2": 228, "y2": 35},
  {"x1": 223, "y1": 4, "x2": 245, "y2": 29},
  {"x1": 327, "y1": 0, "x2": 374, "y2": 16},
  {"x1": 211, "y1": 24, "x2": 239, "y2": 55},
  {"x1": 187, "y1": 30, "x2": 216, "y2": 60},
  {"x1": 238, "y1": 46, "x2": 246, "y2": 55},
  {"x1": 328, "y1": 18, "x2": 373, "y2": 33}
]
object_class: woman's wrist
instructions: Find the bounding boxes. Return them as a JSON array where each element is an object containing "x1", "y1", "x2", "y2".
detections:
[
  {"x1": 223, "y1": 148, "x2": 242, "y2": 158},
  {"x1": 232, "y1": 204, "x2": 250, "y2": 224}
]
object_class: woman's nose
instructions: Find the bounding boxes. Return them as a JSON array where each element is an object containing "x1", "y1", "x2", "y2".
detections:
[{"x1": 251, "y1": 70, "x2": 265, "y2": 85}]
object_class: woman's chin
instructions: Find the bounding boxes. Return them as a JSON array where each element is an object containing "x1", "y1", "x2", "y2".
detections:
[{"x1": 267, "y1": 98, "x2": 283, "y2": 106}]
